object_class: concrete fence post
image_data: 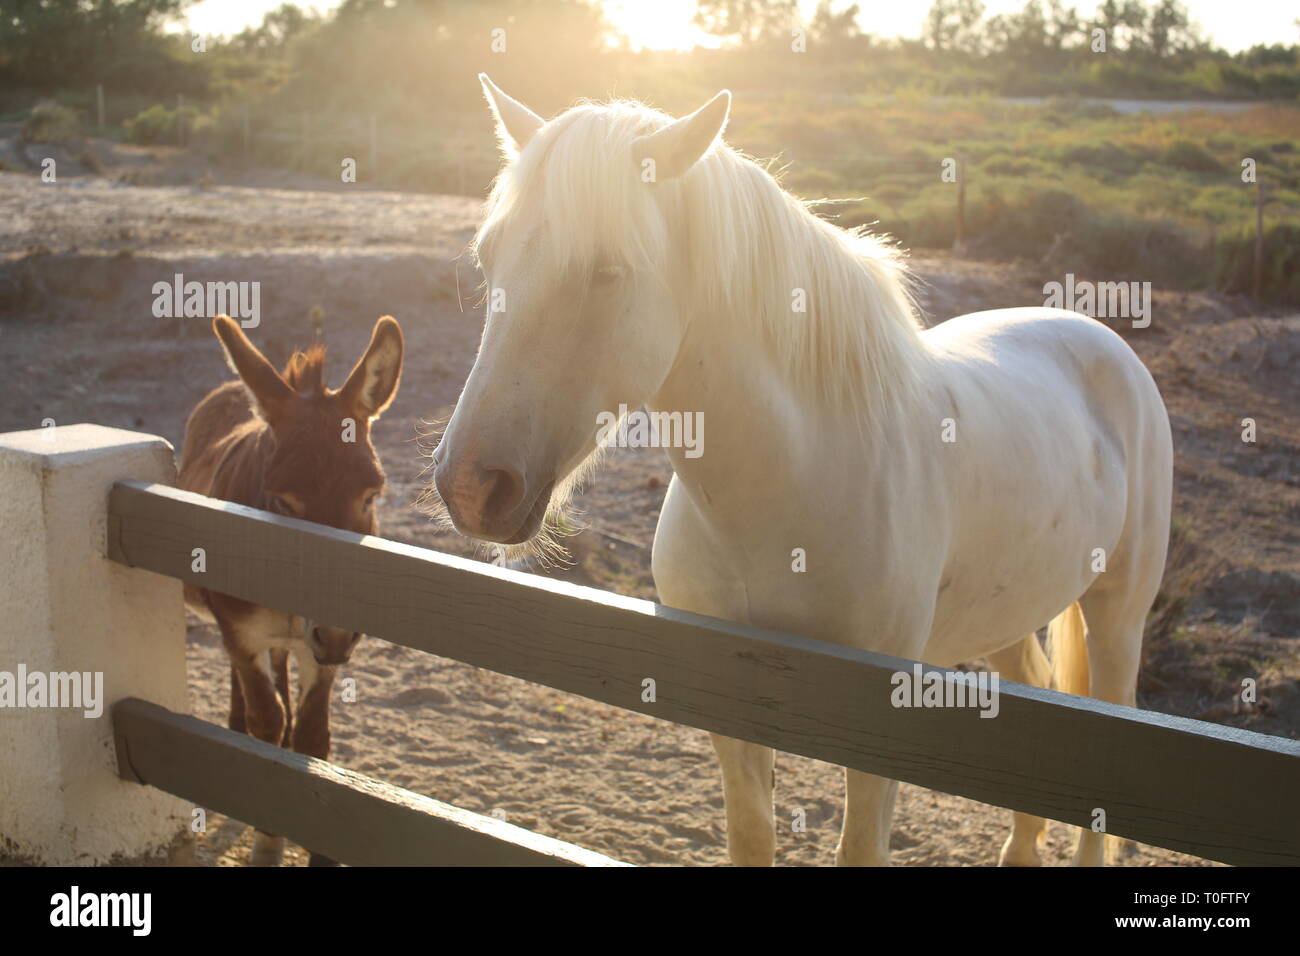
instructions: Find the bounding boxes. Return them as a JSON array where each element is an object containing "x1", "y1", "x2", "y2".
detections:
[{"x1": 0, "y1": 424, "x2": 190, "y2": 864}]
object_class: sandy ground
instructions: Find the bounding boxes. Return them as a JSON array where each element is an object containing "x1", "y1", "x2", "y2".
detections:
[{"x1": 3, "y1": 140, "x2": 1295, "y2": 866}]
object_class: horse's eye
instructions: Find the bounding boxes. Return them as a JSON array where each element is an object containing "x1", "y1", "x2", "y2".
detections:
[
  {"x1": 363, "y1": 492, "x2": 379, "y2": 511},
  {"x1": 593, "y1": 264, "x2": 624, "y2": 286}
]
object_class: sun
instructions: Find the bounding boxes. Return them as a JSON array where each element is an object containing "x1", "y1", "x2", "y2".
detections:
[{"x1": 602, "y1": 0, "x2": 719, "y2": 51}]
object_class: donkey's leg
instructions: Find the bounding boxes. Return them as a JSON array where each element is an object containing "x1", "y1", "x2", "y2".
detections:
[
  {"x1": 291, "y1": 650, "x2": 341, "y2": 867},
  {"x1": 228, "y1": 654, "x2": 287, "y2": 749},
  {"x1": 271, "y1": 648, "x2": 293, "y2": 748},
  {"x1": 227, "y1": 651, "x2": 290, "y2": 866},
  {"x1": 710, "y1": 734, "x2": 775, "y2": 866},
  {"x1": 227, "y1": 662, "x2": 246, "y2": 734},
  {"x1": 290, "y1": 653, "x2": 337, "y2": 760},
  {"x1": 837, "y1": 771, "x2": 898, "y2": 866},
  {"x1": 986, "y1": 635, "x2": 1052, "y2": 866}
]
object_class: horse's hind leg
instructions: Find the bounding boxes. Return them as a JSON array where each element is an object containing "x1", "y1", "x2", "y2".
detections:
[
  {"x1": 1070, "y1": 474, "x2": 1167, "y2": 867},
  {"x1": 1069, "y1": 587, "x2": 1149, "y2": 867},
  {"x1": 1071, "y1": 387, "x2": 1171, "y2": 866},
  {"x1": 986, "y1": 635, "x2": 1052, "y2": 866},
  {"x1": 710, "y1": 734, "x2": 775, "y2": 866}
]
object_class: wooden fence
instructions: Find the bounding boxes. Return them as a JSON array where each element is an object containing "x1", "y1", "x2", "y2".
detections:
[
  {"x1": 112, "y1": 697, "x2": 622, "y2": 866},
  {"x1": 104, "y1": 479, "x2": 1300, "y2": 867}
]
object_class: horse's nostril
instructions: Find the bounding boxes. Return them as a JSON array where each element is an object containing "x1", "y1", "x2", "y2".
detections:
[
  {"x1": 482, "y1": 466, "x2": 525, "y2": 521},
  {"x1": 435, "y1": 457, "x2": 529, "y2": 536}
]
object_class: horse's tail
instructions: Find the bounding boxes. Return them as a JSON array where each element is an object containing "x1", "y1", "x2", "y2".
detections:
[{"x1": 1047, "y1": 601, "x2": 1088, "y2": 696}]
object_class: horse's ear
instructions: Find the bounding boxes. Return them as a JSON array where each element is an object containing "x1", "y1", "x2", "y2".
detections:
[
  {"x1": 633, "y1": 90, "x2": 731, "y2": 181},
  {"x1": 212, "y1": 315, "x2": 295, "y2": 425},
  {"x1": 479, "y1": 73, "x2": 543, "y2": 158},
  {"x1": 339, "y1": 316, "x2": 404, "y2": 422}
]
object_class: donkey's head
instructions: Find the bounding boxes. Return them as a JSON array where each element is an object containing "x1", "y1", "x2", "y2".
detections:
[
  {"x1": 431, "y1": 75, "x2": 731, "y2": 546},
  {"x1": 213, "y1": 314, "x2": 404, "y2": 663}
]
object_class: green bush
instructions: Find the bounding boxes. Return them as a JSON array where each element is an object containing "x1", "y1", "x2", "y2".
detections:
[
  {"x1": 1215, "y1": 223, "x2": 1300, "y2": 305},
  {"x1": 21, "y1": 100, "x2": 80, "y2": 143},
  {"x1": 977, "y1": 153, "x2": 1053, "y2": 178},
  {"x1": 1163, "y1": 139, "x2": 1224, "y2": 175},
  {"x1": 1058, "y1": 141, "x2": 1157, "y2": 180},
  {"x1": 123, "y1": 103, "x2": 200, "y2": 145}
]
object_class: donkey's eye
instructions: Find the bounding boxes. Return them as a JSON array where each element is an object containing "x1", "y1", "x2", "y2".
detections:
[{"x1": 269, "y1": 495, "x2": 298, "y2": 516}]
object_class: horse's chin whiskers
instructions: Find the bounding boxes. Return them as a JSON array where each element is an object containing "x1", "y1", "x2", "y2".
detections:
[{"x1": 414, "y1": 444, "x2": 602, "y2": 571}]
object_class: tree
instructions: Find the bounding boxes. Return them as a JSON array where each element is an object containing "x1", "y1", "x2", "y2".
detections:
[
  {"x1": 985, "y1": 1, "x2": 1048, "y2": 60},
  {"x1": 981, "y1": 0, "x2": 1085, "y2": 63},
  {"x1": 230, "y1": 3, "x2": 319, "y2": 54},
  {"x1": 1043, "y1": 0, "x2": 1082, "y2": 52},
  {"x1": 1091, "y1": 0, "x2": 1147, "y2": 52},
  {"x1": 694, "y1": 0, "x2": 799, "y2": 45},
  {"x1": 0, "y1": 0, "x2": 192, "y2": 88},
  {"x1": 809, "y1": 1, "x2": 861, "y2": 45},
  {"x1": 1141, "y1": 0, "x2": 1203, "y2": 60},
  {"x1": 922, "y1": 0, "x2": 987, "y2": 55}
]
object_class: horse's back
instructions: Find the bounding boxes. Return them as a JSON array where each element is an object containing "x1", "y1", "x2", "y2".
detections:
[
  {"x1": 929, "y1": 307, "x2": 1148, "y2": 379},
  {"x1": 920, "y1": 307, "x2": 1172, "y2": 659},
  {"x1": 926, "y1": 307, "x2": 1169, "y2": 445},
  {"x1": 926, "y1": 304, "x2": 1172, "y2": 485}
]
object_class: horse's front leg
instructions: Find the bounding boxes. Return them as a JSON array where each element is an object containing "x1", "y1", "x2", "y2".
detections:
[
  {"x1": 834, "y1": 605, "x2": 932, "y2": 867},
  {"x1": 650, "y1": 478, "x2": 778, "y2": 866},
  {"x1": 710, "y1": 734, "x2": 775, "y2": 866},
  {"x1": 838, "y1": 771, "x2": 899, "y2": 866},
  {"x1": 291, "y1": 652, "x2": 341, "y2": 867}
]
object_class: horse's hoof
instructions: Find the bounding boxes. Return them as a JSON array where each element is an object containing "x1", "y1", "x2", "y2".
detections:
[
  {"x1": 997, "y1": 838, "x2": 1043, "y2": 867},
  {"x1": 308, "y1": 852, "x2": 341, "y2": 867}
]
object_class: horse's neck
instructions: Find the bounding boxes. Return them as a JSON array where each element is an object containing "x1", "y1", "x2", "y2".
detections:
[{"x1": 651, "y1": 305, "x2": 919, "y2": 496}]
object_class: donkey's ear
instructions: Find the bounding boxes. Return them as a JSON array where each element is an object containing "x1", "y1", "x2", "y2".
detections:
[
  {"x1": 479, "y1": 73, "x2": 543, "y2": 157},
  {"x1": 632, "y1": 90, "x2": 731, "y2": 181},
  {"x1": 212, "y1": 315, "x2": 295, "y2": 425},
  {"x1": 339, "y1": 316, "x2": 404, "y2": 421}
]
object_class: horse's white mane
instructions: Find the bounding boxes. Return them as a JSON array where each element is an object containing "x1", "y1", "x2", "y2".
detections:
[{"x1": 474, "y1": 97, "x2": 931, "y2": 425}]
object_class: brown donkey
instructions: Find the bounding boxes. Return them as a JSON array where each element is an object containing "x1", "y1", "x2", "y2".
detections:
[{"x1": 179, "y1": 314, "x2": 403, "y2": 866}]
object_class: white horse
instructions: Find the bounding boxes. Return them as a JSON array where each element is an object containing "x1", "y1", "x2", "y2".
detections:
[{"x1": 431, "y1": 75, "x2": 1173, "y2": 866}]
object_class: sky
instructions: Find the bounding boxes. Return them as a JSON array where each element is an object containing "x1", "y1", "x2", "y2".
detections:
[{"x1": 176, "y1": 0, "x2": 1298, "y2": 54}]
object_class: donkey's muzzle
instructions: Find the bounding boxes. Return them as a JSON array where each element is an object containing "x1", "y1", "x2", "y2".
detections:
[{"x1": 308, "y1": 626, "x2": 361, "y2": 666}]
